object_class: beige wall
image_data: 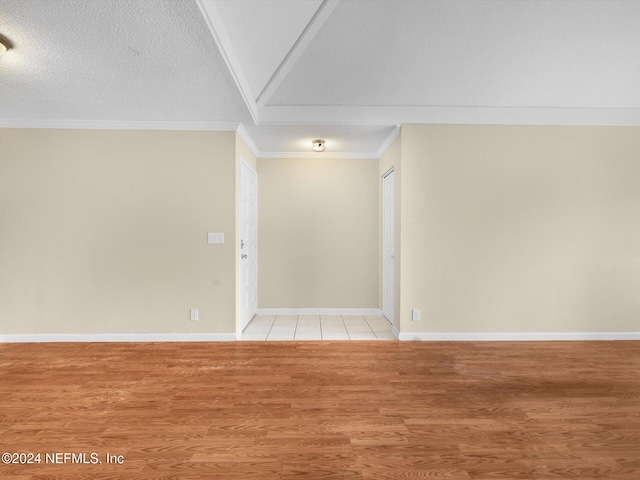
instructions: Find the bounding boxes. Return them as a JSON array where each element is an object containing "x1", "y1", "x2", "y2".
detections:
[
  {"x1": 0, "y1": 129, "x2": 237, "y2": 334},
  {"x1": 6, "y1": 125, "x2": 636, "y2": 337},
  {"x1": 257, "y1": 157, "x2": 379, "y2": 308},
  {"x1": 400, "y1": 124, "x2": 640, "y2": 333},
  {"x1": 378, "y1": 135, "x2": 401, "y2": 328}
]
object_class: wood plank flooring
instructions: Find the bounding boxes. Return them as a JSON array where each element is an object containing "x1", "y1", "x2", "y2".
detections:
[{"x1": 0, "y1": 341, "x2": 639, "y2": 479}]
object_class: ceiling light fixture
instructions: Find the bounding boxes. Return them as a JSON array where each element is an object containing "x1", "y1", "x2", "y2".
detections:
[
  {"x1": 0, "y1": 34, "x2": 12, "y2": 56},
  {"x1": 312, "y1": 139, "x2": 326, "y2": 152}
]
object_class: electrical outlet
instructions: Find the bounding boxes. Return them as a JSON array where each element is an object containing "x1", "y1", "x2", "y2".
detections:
[
  {"x1": 190, "y1": 309, "x2": 199, "y2": 321},
  {"x1": 412, "y1": 309, "x2": 421, "y2": 321}
]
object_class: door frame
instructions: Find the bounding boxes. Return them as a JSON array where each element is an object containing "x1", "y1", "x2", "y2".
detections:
[
  {"x1": 382, "y1": 167, "x2": 395, "y2": 326},
  {"x1": 238, "y1": 158, "x2": 258, "y2": 336}
]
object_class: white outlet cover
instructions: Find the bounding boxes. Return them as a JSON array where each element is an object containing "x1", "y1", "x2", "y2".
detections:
[
  {"x1": 208, "y1": 232, "x2": 224, "y2": 244},
  {"x1": 190, "y1": 309, "x2": 199, "y2": 321}
]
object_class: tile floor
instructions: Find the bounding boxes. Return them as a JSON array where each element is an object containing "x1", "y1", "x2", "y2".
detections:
[{"x1": 241, "y1": 314, "x2": 396, "y2": 341}]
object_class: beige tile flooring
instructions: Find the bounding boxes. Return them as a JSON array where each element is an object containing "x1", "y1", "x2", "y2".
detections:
[{"x1": 241, "y1": 314, "x2": 396, "y2": 341}]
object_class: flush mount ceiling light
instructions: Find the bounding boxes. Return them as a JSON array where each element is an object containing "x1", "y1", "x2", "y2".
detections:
[
  {"x1": 312, "y1": 139, "x2": 326, "y2": 152},
  {"x1": 0, "y1": 33, "x2": 12, "y2": 56}
]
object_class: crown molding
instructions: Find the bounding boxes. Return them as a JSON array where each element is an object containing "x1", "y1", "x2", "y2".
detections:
[
  {"x1": 375, "y1": 125, "x2": 401, "y2": 158},
  {"x1": 259, "y1": 105, "x2": 640, "y2": 126},
  {"x1": 0, "y1": 119, "x2": 240, "y2": 131},
  {"x1": 257, "y1": 151, "x2": 378, "y2": 160},
  {"x1": 0, "y1": 119, "x2": 390, "y2": 159},
  {"x1": 235, "y1": 123, "x2": 261, "y2": 158}
]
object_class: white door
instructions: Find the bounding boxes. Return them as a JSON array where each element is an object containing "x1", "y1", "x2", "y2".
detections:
[
  {"x1": 382, "y1": 169, "x2": 395, "y2": 325},
  {"x1": 240, "y1": 160, "x2": 258, "y2": 332}
]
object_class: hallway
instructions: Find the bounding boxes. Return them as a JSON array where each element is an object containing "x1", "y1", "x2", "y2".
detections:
[{"x1": 241, "y1": 314, "x2": 395, "y2": 341}]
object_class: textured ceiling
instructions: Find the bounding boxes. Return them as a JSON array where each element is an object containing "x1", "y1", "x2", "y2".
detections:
[
  {"x1": 0, "y1": 0, "x2": 252, "y2": 125},
  {"x1": 1, "y1": 0, "x2": 640, "y2": 157}
]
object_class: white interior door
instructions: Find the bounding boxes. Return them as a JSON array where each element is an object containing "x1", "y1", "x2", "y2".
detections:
[
  {"x1": 382, "y1": 169, "x2": 395, "y2": 325},
  {"x1": 240, "y1": 160, "x2": 258, "y2": 332}
]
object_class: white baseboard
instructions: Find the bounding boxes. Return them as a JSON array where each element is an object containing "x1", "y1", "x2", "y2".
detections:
[
  {"x1": 256, "y1": 308, "x2": 383, "y2": 316},
  {"x1": 0, "y1": 333, "x2": 238, "y2": 343},
  {"x1": 4, "y1": 331, "x2": 636, "y2": 343},
  {"x1": 398, "y1": 332, "x2": 640, "y2": 341}
]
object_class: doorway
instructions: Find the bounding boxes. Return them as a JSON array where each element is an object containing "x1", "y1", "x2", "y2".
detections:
[
  {"x1": 239, "y1": 159, "x2": 258, "y2": 333},
  {"x1": 382, "y1": 168, "x2": 395, "y2": 326}
]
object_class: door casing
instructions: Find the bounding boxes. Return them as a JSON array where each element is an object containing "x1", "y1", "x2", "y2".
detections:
[
  {"x1": 382, "y1": 168, "x2": 395, "y2": 326},
  {"x1": 239, "y1": 159, "x2": 258, "y2": 334}
]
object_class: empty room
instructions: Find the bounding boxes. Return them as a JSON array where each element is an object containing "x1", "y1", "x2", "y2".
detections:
[{"x1": 1, "y1": 1, "x2": 639, "y2": 479}]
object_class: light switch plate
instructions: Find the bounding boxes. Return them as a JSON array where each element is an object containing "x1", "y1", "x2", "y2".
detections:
[{"x1": 208, "y1": 232, "x2": 224, "y2": 244}]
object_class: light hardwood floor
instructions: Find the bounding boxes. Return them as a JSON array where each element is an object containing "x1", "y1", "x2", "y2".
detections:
[{"x1": 0, "y1": 341, "x2": 639, "y2": 479}]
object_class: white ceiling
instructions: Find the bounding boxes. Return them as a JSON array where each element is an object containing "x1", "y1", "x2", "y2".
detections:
[
  {"x1": 0, "y1": 0, "x2": 252, "y2": 126},
  {"x1": 1, "y1": 0, "x2": 639, "y2": 158}
]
